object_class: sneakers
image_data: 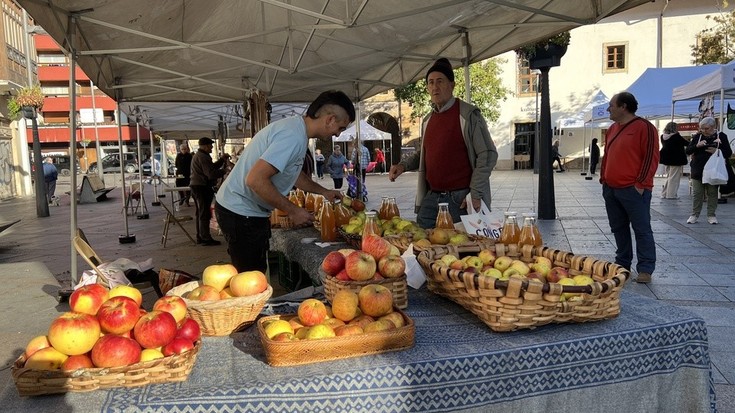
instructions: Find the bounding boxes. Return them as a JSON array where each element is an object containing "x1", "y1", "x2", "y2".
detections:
[
  {"x1": 708, "y1": 216, "x2": 718, "y2": 225},
  {"x1": 636, "y1": 272, "x2": 652, "y2": 283},
  {"x1": 686, "y1": 215, "x2": 698, "y2": 224}
]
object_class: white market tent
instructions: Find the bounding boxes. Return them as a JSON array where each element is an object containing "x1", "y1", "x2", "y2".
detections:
[
  {"x1": 557, "y1": 90, "x2": 609, "y2": 129},
  {"x1": 590, "y1": 65, "x2": 722, "y2": 122},
  {"x1": 334, "y1": 120, "x2": 391, "y2": 142},
  {"x1": 17, "y1": 0, "x2": 652, "y2": 284},
  {"x1": 672, "y1": 61, "x2": 735, "y2": 128}
]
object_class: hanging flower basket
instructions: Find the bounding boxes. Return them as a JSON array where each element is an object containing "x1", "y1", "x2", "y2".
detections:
[
  {"x1": 15, "y1": 86, "x2": 44, "y2": 109},
  {"x1": 515, "y1": 32, "x2": 570, "y2": 70}
]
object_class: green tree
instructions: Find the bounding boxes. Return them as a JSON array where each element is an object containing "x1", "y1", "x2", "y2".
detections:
[
  {"x1": 393, "y1": 58, "x2": 510, "y2": 122},
  {"x1": 691, "y1": 8, "x2": 735, "y2": 64}
]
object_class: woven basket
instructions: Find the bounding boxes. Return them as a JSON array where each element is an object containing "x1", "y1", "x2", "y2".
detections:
[
  {"x1": 321, "y1": 269, "x2": 408, "y2": 309},
  {"x1": 167, "y1": 281, "x2": 273, "y2": 336},
  {"x1": 385, "y1": 230, "x2": 496, "y2": 255},
  {"x1": 336, "y1": 227, "x2": 362, "y2": 249},
  {"x1": 257, "y1": 310, "x2": 415, "y2": 366},
  {"x1": 12, "y1": 341, "x2": 201, "y2": 397},
  {"x1": 416, "y1": 244, "x2": 629, "y2": 332}
]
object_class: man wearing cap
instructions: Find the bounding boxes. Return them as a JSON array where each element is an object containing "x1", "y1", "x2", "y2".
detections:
[
  {"x1": 190, "y1": 137, "x2": 230, "y2": 246},
  {"x1": 388, "y1": 57, "x2": 498, "y2": 229},
  {"x1": 215, "y1": 90, "x2": 354, "y2": 272}
]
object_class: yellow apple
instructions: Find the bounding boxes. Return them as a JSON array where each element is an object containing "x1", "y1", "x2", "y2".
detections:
[
  {"x1": 263, "y1": 319, "x2": 293, "y2": 339},
  {"x1": 108, "y1": 285, "x2": 143, "y2": 307},
  {"x1": 202, "y1": 263, "x2": 238, "y2": 292},
  {"x1": 304, "y1": 324, "x2": 335, "y2": 340},
  {"x1": 140, "y1": 348, "x2": 165, "y2": 362}
]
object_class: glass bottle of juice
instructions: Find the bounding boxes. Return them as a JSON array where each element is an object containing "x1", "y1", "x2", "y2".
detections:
[
  {"x1": 378, "y1": 197, "x2": 389, "y2": 219},
  {"x1": 288, "y1": 190, "x2": 299, "y2": 207},
  {"x1": 305, "y1": 192, "x2": 315, "y2": 213},
  {"x1": 499, "y1": 211, "x2": 520, "y2": 244},
  {"x1": 386, "y1": 197, "x2": 400, "y2": 219},
  {"x1": 435, "y1": 202, "x2": 454, "y2": 229},
  {"x1": 320, "y1": 201, "x2": 337, "y2": 242},
  {"x1": 518, "y1": 212, "x2": 543, "y2": 247},
  {"x1": 362, "y1": 211, "x2": 381, "y2": 239},
  {"x1": 334, "y1": 200, "x2": 352, "y2": 227},
  {"x1": 313, "y1": 195, "x2": 324, "y2": 220},
  {"x1": 295, "y1": 189, "x2": 306, "y2": 208}
]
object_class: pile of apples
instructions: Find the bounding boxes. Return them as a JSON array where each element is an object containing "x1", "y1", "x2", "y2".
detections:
[
  {"x1": 413, "y1": 228, "x2": 474, "y2": 249},
  {"x1": 340, "y1": 195, "x2": 366, "y2": 214},
  {"x1": 181, "y1": 264, "x2": 269, "y2": 301},
  {"x1": 262, "y1": 284, "x2": 404, "y2": 341},
  {"x1": 435, "y1": 249, "x2": 595, "y2": 301},
  {"x1": 321, "y1": 235, "x2": 406, "y2": 282},
  {"x1": 341, "y1": 214, "x2": 424, "y2": 239},
  {"x1": 22, "y1": 284, "x2": 201, "y2": 371}
]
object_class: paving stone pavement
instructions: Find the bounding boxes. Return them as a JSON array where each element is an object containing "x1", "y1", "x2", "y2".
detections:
[{"x1": 1, "y1": 169, "x2": 733, "y2": 411}]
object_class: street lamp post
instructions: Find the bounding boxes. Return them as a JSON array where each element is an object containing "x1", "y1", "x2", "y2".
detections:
[{"x1": 23, "y1": 106, "x2": 49, "y2": 217}]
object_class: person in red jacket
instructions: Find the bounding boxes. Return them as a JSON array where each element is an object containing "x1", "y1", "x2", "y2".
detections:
[{"x1": 600, "y1": 92, "x2": 659, "y2": 284}]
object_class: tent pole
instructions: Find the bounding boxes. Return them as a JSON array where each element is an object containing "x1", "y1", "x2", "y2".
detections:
[
  {"x1": 68, "y1": 14, "x2": 78, "y2": 286},
  {"x1": 462, "y1": 29, "x2": 471, "y2": 103},
  {"x1": 581, "y1": 123, "x2": 587, "y2": 176},
  {"x1": 353, "y1": 82, "x2": 363, "y2": 199}
]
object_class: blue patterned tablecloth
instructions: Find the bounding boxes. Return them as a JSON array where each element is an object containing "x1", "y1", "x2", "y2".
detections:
[{"x1": 2, "y1": 288, "x2": 715, "y2": 413}]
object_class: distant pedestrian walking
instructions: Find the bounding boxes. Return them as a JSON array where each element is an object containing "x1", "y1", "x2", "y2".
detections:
[
  {"x1": 552, "y1": 139, "x2": 565, "y2": 172},
  {"x1": 659, "y1": 122, "x2": 688, "y2": 200},
  {"x1": 589, "y1": 138, "x2": 600, "y2": 175},
  {"x1": 315, "y1": 149, "x2": 325, "y2": 179},
  {"x1": 42, "y1": 157, "x2": 58, "y2": 205}
]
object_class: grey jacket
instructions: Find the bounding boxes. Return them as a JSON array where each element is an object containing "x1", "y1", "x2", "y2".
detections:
[
  {"x1": 190, "y1": 149, "x2": 226, "y2": 187},
  {"x1": 399, "y1": 99, "x2": 498, "y2": 212}
]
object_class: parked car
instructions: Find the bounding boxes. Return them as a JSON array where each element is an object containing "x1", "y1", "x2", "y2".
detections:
[
  {"x1": 50, "y1": 155, "x2": 80, "y2": 176},
  {"x1": 88, "y1": 153, "x2": 139, "y2": 174},
  {"x1": 142, "y1": 153, "x2": 176, "y2": 176}
]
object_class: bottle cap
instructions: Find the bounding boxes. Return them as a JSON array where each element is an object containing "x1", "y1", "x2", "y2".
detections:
[{"x1": 438, "y1": 202, "x2": 449, "y2": 207}]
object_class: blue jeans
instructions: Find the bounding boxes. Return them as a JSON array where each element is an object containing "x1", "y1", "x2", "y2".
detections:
[
  {"x1": 214, "y1": 202, "x2": 271, "y2": 273},
  {"x1": 602, "y1": 184, "x2": 656, "y2": 274},
  {"x1": 416, "y1": 189, "x2": 470, "y2": 229}
]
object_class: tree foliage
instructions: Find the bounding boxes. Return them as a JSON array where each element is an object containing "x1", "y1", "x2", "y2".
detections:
[
  {"x1": 691, "y1": 8, "x2": 735, "y2": 64},
  {"x1": 393, "y1": 58, "x2": 510, "y2": 122}
]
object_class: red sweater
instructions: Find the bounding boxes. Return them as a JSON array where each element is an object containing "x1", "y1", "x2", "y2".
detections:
[
  {"x1": 423, "y1": 101, "x2": 472, "y2": 191},
  {"x1": 600, "y1": 117, "x2": 659, "y2": 189}
]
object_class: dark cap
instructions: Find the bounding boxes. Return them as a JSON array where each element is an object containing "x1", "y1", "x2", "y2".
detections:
[
  {"x1": 198, "y1": 137, "x2": 214, "y2": 146},
  {"x1": 426, "y1": 58, "x2": 454, "y2": 82}
]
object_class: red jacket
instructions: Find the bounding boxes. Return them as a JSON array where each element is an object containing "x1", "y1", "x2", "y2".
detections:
[{"x1": 600, "y1": 117, "x2": 659, "y2": 190}]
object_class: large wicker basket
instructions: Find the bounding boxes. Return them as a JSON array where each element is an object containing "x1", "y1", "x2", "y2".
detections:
[
  {"x1": 321, "y1": 269, "x2": 408, "y2": 309},
  {"x1": 167, "y1": 281, "x2": 272, "y2": 336},
  {"x1": 336, "y1": 227, "x2": 362, "y2": 249},
  {"x1": 12, "y1": 341, "x2": 201, "y2": 397},
  {"x1": 257, "y1": 310, "x2": 415, "y2": 366},
  {"x1": 416, "y1": 244, "x2": 629, "y2": 332}
]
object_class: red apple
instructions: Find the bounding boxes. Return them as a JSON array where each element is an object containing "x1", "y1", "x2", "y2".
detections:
[
  {"x1": 69, "y1": 284, "x2": 110, "y2": 315},
  {"x1": 48, "y1": 312, "x2": 101, "y2": 356},
  {"x1": 202, "y1": 263, "x2": 238, "y2": 291},
  {"x1": 162, "y1": 337, "x2": 194, "y2": 356},
  {"x1": 297, "y1": 298, "x2": 328, "y2": 326},
  {"x1": 547, "y1": 266, "x2": 570, "y2": 283},
  {"x1": 345, "y1": 251, "x2": 377, "y2": 281},
  {"x1": 348, "y1": 314, "x2": 375, "y2": 329},
  {"x1": 351, "y1": 199, "x2": 365, "y2": 212},
  {"x1": 361, "y1": 235, "x2": 392, "y2": 261},
  {"x1": 108, "y1": 285, "x2": 143, "y2": 307},
  {"x1": 91, "y1": 334, "x2": 141, "y2": 367},
  {"x1": 96, "y1": 296, "x2": 142, "y2": 335},
  {"x1": 153, "y1": 296, "x2": 188, "y2": 326},
  {"x1": 24, "y1": 335, "x2": 51, "y2": 358},
  {"x1": 321, "y1": 251, "x2": 346, "y2": 276},
  {"x1": 334, "y1": 324, "x2": 364, "y2": 336},
  {"x1": 133, "y1": 310, "x2": 178, "y2": 349},
  {"x1": 229, "y1": 270, "x2": 268, "y2": 297},
  {"x1": 176, "y1": 317, "x2": 202, "y2": 342},
  {"x1": 187, "y1": 285, "x2": 220, "y2": 301},
  {"x1": 61, "y1": 354, "x2": 94, "y2": 371},
  {"x1": 338, "y1": 248, "x2": 356, "y2": 257},
  {"x1": 378, "y1": 255, "x2": 406, "y2": 278},
  {"x1": 372, "y1": 272, "x2": 384, "y2": 281},
  {"x1": 271, "y1": 332, "x2": 298, "y2": 341},
  {"x1": 335, "y1": 269, "x2": 351, "y2": 281},
  {"x1": 358, "y1": 284, "x2": 393, "y2": 318}
]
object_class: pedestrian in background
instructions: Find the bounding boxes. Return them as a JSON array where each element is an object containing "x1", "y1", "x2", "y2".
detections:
[
  {"x1": 659, "y1": 122, "x2": 688, "y2": 200},
  {"x1": 350, "y1": 139, "x2": 371, "y2": 183},
  {"x1": 315, "y1": 149, "x2": 325, "y2": 179},
  {"x1": 600, "y1": 92, "x2": 659, "y2": 284},
  {"x1": 175, "y1": 143, "x2": 192, "y2": 206},
  {"x1": 325, "y1": 145, "x2": 349, "y2": 189},
  {"x1": 589, "y1": 138, "x2": 600, "y2": 175},
  {"x1": 685, "y1": 117, "x2": 733, "y2": 225},
  {"x1": 190, "y1": 137, "x2": 230, "y2": 246},
  {"x1": 375, "y1": 147, "x2": 386, "y2": 173},
  {"x1": 42, "y1": 157, "x2": 58, "y2": 204},
  {"x1": 552, "y1": 139, "x2": 565, "y2": 172}
]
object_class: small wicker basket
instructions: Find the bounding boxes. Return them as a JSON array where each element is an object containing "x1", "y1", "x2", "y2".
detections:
[
  {"x1": 416, "y1": 244, "x2": 629, "y2": 332},
  {"x1": 167, "y1": 281, "x2": 273, "y2": 336},
  {"x1": 321, "y1": 269, "x2": 408, "y2": 309},
  {"x1": 336, "y1": 227, "x2": 362, "y2": 249},
  {"x1": 12, "y1": 341, "x2": 201, "y2": 397},
  {"x1": 257, "y1": 310, "x2": 415, "y2": 366}
]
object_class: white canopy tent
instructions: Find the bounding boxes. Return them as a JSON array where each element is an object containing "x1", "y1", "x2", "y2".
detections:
[
  {"x1": 333, "y1": 120, "x2": 391, "y2": 142},
  {"x1": 671, "y1": 61, "x2": 735, "y2": 129}
]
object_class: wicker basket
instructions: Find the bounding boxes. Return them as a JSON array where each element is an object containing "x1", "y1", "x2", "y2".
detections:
[
  {"x1": 416, "y1": 244, "x2": 629, "y2": 332},
  {"x1": 257, "y1": 310, "x2": 415, "y2": 366},
  {"x1": 336, "y1": 227, "x2": 362, "y2": 249},
  {"x1": 12, "y1": 341, "x2": 201, "y2": 397},
  {"x1": 385, "y1": 230, "x2": 496, "y2": 255},
  {"x1": 167, "y1": 281, "x2": 273, "y2": 336},
  {"x1": 321, "y1": 269, "x2": 408, "y2": 309}
]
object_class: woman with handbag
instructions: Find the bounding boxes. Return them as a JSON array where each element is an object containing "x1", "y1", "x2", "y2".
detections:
[
  {"x1": 659, "y1": 122, "x2": 688, "y2": 199},
  {"x1": 685, "y1": 117, "x2": 733, "y2": 224}
]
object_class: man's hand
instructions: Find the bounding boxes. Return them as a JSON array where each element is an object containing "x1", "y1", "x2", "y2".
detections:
[
  {"x1": 322, "y1": 189, "x2": 342, "y2": 202},
  {"x1": 388, "y1": 164, "x2": 405, "y2": 182},
  {"x1": 289, "y1": 208, "x2": 314, "y2": 227},
  {"x1": 460, "y1": 197, "x2": 481, "y2": 211}
]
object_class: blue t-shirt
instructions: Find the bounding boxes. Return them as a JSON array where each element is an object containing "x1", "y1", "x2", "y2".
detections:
[{"x1": 216, "y1": 116, "x2": 307, "y2": 217}]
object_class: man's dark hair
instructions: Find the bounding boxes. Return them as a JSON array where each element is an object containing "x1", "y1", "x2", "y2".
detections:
[
  {"x1": 616, "y1": 92, "x2": 638, "y2": 114},
  {"x1": 306, "y1": 90, "x2": 356, "y2": 122}
]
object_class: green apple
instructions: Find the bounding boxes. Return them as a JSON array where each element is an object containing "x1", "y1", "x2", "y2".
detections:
[
  {"x1": 481, "y1": 267, "x2": 505, "y2": 280},
  {"x1": 509, "y1": 260, "x2": 530, "y2": 276},
  {"x1": 440, "y1": 254, "x2": 459, "y2": 266},
  {"x1": 493, "y1": 256, "x2": 513, "y2": 272}
]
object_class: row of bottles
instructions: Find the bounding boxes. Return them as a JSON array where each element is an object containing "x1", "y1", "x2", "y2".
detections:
[
  {"x1": 378, "y1": 197, "x2": 400, "y2": 220},
  {"x1": 499, "y1": 211, "x2": 542, "y2": 247}
]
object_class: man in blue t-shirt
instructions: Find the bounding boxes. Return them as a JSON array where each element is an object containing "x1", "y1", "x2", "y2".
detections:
[{"x1": 215, "y1": 90, "x2": 355, "y2": 272}]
